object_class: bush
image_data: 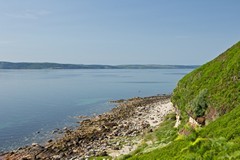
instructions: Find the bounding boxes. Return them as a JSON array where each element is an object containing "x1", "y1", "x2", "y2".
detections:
[{"x1": 191, "y1": 89, "x2": 208, "y2": 118}]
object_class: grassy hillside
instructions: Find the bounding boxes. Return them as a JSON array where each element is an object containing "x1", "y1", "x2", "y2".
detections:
[
  {"x1": 172, "y1": 41, "x2": 240, "y2": 119},
  {"x1": 126, "y1": 105, "x2": 240, "y2": 159},
  {"x1": 121, "y1": 41, "x2": 240, "y2": 160}
]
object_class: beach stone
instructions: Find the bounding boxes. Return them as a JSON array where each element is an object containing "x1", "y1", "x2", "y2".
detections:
[
  {"x1": 52, "y1": 130, "x2": 58, "y2": 134},
  {"x1": 153, "y1": 120, "x2": 158, "y2": 123},
  {"x1": 86, "y1": 146, "x2": 92, "y2": 150},
  {"x1": 98, "y1": 151, "x2": 108, "y2": 156},
  {"x1": 3, "y1": 95, "x2": 173, "y2": 160},
  {"x1": 20, "y1": 155, "x2": 32, "y2": 160},
  {"x1": 31, "y1": 143, "x2": 38, "y2": 146},
  {"x1": 53, "y1": 155, "x2": 62, "y2": 159},
  {"x1": 17, "y1": 147, "x2": 23, "y2": 150}
]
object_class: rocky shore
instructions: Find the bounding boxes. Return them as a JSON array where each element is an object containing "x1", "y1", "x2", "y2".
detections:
[{"x1": 0, "y1": 95, "x2": 174, "y2": 160}]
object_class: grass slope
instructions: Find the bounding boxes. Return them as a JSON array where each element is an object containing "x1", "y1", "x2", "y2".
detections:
[
  {"x1": 122, "y1": 41, "x2": 240, "y2": 160},
  {"x1": 127, "y1": 105, "x2": 240, "y2": 160},
  {"x1": 172, "y1": 41, "x2": 240, "y2": 117}
]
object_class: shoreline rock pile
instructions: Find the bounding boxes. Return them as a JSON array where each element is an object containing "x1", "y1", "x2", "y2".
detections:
[{"x1": 1, "y1": 95, "x2": 173, "y2": 160}]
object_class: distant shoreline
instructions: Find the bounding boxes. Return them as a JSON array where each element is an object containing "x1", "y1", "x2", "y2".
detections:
[{"x1": 0, "y1": 61, "x2": 199, "y2": 70}]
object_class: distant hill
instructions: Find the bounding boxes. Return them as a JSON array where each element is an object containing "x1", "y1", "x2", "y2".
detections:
[{"x1": 0, "y1": 62, "x2": 199, "y2": 69}]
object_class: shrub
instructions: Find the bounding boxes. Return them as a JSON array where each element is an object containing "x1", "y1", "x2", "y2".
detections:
[{"x1": 191, "y1": 89, "x2": 208, "y2": 118}]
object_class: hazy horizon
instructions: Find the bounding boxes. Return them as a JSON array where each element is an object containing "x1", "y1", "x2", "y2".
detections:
[
  {"x1": 0, "y1": 61, "x2": 200, "y2": 66},
  {"x1": 1, "y1": 1, "x2": 240, "y2": 65}
]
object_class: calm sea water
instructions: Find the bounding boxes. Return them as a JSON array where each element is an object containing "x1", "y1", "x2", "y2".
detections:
[{"x1": 0, "y1": 69, "x2": 192, "y2": 151}]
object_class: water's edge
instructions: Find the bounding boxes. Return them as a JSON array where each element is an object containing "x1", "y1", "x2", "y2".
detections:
[{"x1": 1, "y1": 95, "x2": 173, "y2": 159}]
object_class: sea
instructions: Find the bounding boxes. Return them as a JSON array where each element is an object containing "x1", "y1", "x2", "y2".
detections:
[{"x1": 0, "y1": 69, "x2": 193, "y2": 152}]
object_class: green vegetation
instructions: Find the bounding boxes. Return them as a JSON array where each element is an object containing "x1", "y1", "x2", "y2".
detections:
[
  {"x1": 86, "y1": 42, "x2": 239, "y2": 160},
  {"x1": 124, "y1": 105, "x2": 240, "y2": 160},
  {"x1": 118, "y1": 114, "x2": 179, "y2": 160},
  {"x1": 89, "y1": 156, "x2": 112, "y2": 160},
  {"x1": 119, "y1": 41, "x2": 240, "y2": 160},
  {"x1": 172, "y1": 41, "x2": 240, "y2": 117},
  {"x1": 0, "y1": 61, "x2": 198, "y2": 69},
  {"x1": 189, "y1": 89, "x2": 208, "y2": 118}
]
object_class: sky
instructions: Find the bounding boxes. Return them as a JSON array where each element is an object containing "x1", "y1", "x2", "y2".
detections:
[{"x1": 0, "y1": 0, "x2": 239, "y2": 65}]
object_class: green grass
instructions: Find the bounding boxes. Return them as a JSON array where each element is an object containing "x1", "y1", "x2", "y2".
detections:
[
  {"x1": 125, "y1": 105, "x2": 240, "y2": 160},
  {"x1": 118, "y1": 114, "x2": 178, "y2": 160},
  {"x1": 172, "y1": 41, "x2": 240, "y2": 117},
  {"x1": 122, "y1": 41, "x2": 240, "y2": 160},
  {"x1": 89, "y1": 156, "x2": 112, "y2": 160},
  {"x1": 92, "y1": 41, "x2": 240, "y2": 160}
]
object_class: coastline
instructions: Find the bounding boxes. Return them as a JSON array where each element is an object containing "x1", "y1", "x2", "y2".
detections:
[{"x1": 1, "y1": 95, "x2": 174, "y2": 160}]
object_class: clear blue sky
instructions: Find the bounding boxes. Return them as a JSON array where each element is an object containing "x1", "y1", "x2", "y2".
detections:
[{"x1": 0, "y1": 0, "x2": 239, "y2": 65}]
